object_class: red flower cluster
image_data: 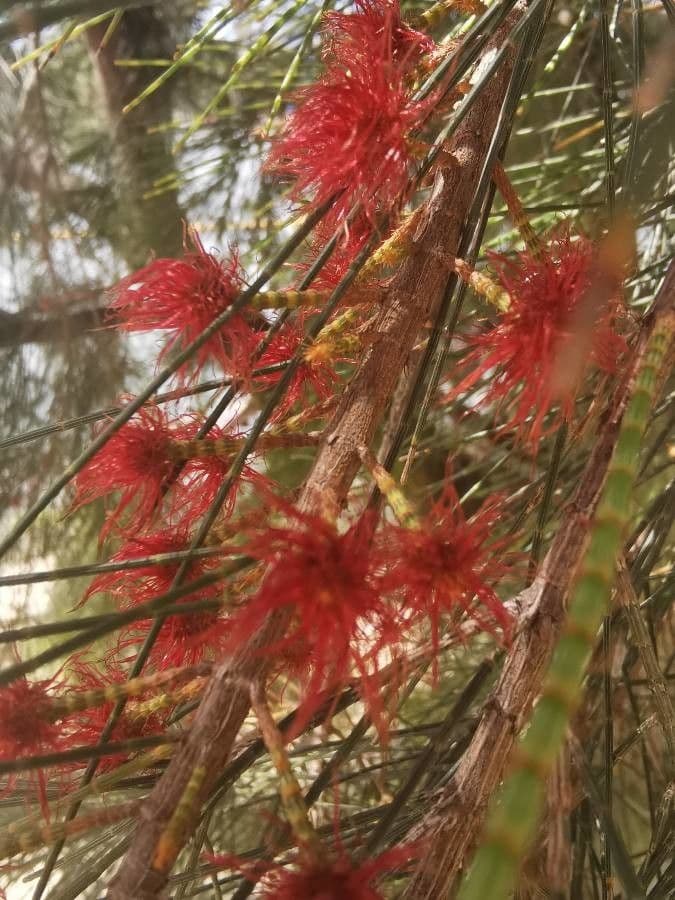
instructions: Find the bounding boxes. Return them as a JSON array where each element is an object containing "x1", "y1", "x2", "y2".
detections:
[
  {"x1": 256, "y1": 323, "x2": 337, "y2": 418},
  {"x1": 209, "y1": 840, "x2": 417, "y2": 900},
  {"x1": 323, "y1": 0, "x2": 434, "y2": 67},
  {"x1": 67, "y1": 659, "x2": 165, "y2": 770},
  {"x1": 380, "y1": 486, "x2": 513, "y2": 663},
  {"x1": 453, "y1": 231, "x2": 626, "y2": 446},
  {"x1": 83, "y1": 527, "x2": 217, "y2": 605},
  {"x1": 118, "y1": 593, "x2": 230, "y2": 670},
  {"x1": 72, "y1": 407, "x2": 260, "y2": 538},
  {"x1": 259, "y1": 845, "x2": 417, "y2": 900},
  {"x1": 297, "y1": 216, "x2": 383, "y2": 292},
  {"x1": 0, "y1": 675, "x2": 75, "y2": 815},
  {"x1": 267, "y1": 1, "x2": 433, "y2": 225},
  {"x1": 73, "y1": 406, "x2": 174, "y2": 538},
  {"x1": 0, "y1": 678, "x2": 62, "y2": 760},
  {"x1": 109, "y1": 233, "x2": 257, "y2": 379},
  {"x1": 78, "y1": 508, "x2": 232, "y2": 669},
  {"x1": 232, "y1": 501, "x2": 399, "y2": 736}
]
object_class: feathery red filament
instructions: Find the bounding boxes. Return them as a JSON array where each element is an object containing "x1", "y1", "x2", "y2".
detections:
[{"x1": 453, "y1": 230, "x2": 626, "y2": 445}]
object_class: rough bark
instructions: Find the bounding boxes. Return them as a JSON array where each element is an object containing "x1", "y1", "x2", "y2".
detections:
[
  {"x1": 401, "y1": 264, "x2": 675, "y2": 900},
  {"x1": 107, "y1": 15, "x2": 521, "y2": 898}
]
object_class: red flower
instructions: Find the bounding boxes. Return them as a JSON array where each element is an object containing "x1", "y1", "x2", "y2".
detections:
[
  {"x1": 0, "y1": 678, "x2": 63, "y2": 761},
  {"x1": 109, "y1": 233, "x2": 257, "y2": 378},
  {"x1": 72, "y1": 406, "x2": 176, "y2": 538},
  {"x1": 453, "y1": 231, "x2": 627, "y2": 446},
  {"x1": 169, "y1": 417, "x2": 267, "y2": 527},
  {"x1": 379, "y1": 486, "x2": 513, "y2": 662},
  {"x1": 233, "y1": 502, "x2": 399, "y2": 736},
  {"x1": 266, "y1": 3, "x2": 430, "y2": 224},
  {"x1": 72, "y1": 408, "x2": 263, "y2": 537},
  {"x1": 82, "y1": 527, "x2": 226, "y2": 607},
  {"x1": 68, "y1": 659, "x2": 165, "y2": 770},
  {"x1": 210, "y1": 843, "x2": 418, "y2": 900},
  {"x1": 256, "y1": 324, "x2": 337, "y2": 418},
  {"x1": 260, "y1": 846, "x2": 416, "y2": 900},
  {"x1": 118, "y1": 593, "x2": 230, "y2": 670},
  {"x1": 298, "y1": 216, "x2": 382, "y2": 292},
  {"x1": 0, "y1": 675, "x2": 75, "y2": 815},
  {"x1": 323, "y1": 1, "x2": 434, "y2": 70}
]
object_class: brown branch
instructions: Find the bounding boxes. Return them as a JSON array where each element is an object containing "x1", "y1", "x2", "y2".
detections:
[
  {"x1": 107, "y1": 14, "x2": 522, "y2": 898},
  {"x1": 400, "y1": 260, "x2": 675, "y2": 900}
]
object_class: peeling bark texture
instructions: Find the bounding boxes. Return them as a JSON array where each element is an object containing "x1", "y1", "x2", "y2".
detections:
[
  {"x1": 107, "y1": 12, "x2": 522, "y2": 898},
  {"x1": 400, "y1": 272, "x2": 674, "y2": 900}
]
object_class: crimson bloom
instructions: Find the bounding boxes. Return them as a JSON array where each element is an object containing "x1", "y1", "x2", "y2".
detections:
[
  {"x1": 379, "y1": 486, "x2": 513, "y2": 661},
  {"x1": 68, "y1": 658, "x2": 165, "y2": 770},
  {"x1": 256, "y1": 324, "x2": 337, "y2": 418},
  {"x1": 72, "y1": 408, "x2": 262, "y2": 538},
  {"x1": 0, "y1": 678, "x2": 64, "y2": 761},
  {"x1": 72, "y1": 406, "x2": 177, "y2": 538},
  {"x1": 323, "y1": 1, "x2": 434, "y2": 69},
  {"x1": 453, "y1": 231, "x2": 627, "y2": 446},
  {"x1": 109, "y1": 233, "x2": 257, "y2": 379},
  {"x1": 169, "y1": 417, "x2": 268, "y2": 527},
  {"x1": 82, "y1": 526, "x2": 226, "y2": 607},
  {"x1": 118, "y1": 592, "x2": 230, "y2": 670},
  {"x1": 0, "y1": 675, "x2": 75, "y2": 814},
  {"x1": 267, "y1": 2, "x2": 431, "y2": 224},
  {"x1": 297, "y1": 215, "x2": 382, "y2": 292},
  {"x1": 232, "y1": 502, "x2": 399, "y2": 736},
  {"x1": 209, "y1": 839, "x2": 417, "y2": 900},
  {"x1": 259, "y1": 844, "x2": 418, "y2": 899}
]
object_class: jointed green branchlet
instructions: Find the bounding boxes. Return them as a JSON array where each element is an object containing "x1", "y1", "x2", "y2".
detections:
[
  {"x1": 458, "y1": 306, "x2": 674, "y2": 900},
  {"x1": 153, "y1": 765, "x2": 208, "y2": 872},
  {"x1": 167, "y1": 431, "x2": 319, "y2": 463},
  {"x1": 304, "y1": 306, "x2": 366, "y2": 365},
  {"x1": 253, "y1": 285, "x2": 382, "y2": 311},
  {"x1": 0, "y1": 802, "x2": 138, "y2": 859},
  {"x1": 453, "y1": 257, "x2": 511, "y2": 311},
  {"x1": 357, "y1": 445, "x2": 421, "y2": 529},
  {"x1": 50, "y1": 665, "x2": 210, "y2": 718},
  {"x1": 249, "y1": 682, "x2": 325, "y2": 863},
  {"x1": 492, "y1": 160, "x2": 544, "y2": 260},
  {"x1": 412, "y1": 0, "x2": 487, "y2": 30},
  {"x1": 0, "y1": 747, "x2": 171, "y2": 861}
]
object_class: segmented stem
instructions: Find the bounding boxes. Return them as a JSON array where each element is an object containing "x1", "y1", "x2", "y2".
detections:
[
  {"x1": 252, "y1": 285, "x2": 380, "y2": 311},
  {"x1": 129, "y1": 677, "x2": 208, "y2": 720},
  {"x1": 252, "y1": 288, "x2": 327, "y2": 310},
  {"x1": 166, "y1": 431, "x2": 319, "y2": 462},
  {"x1": 153, "y1": 765, "x2": 208, "y2": 872},
  {"x1": 357, "y1": 445, "x2": 420, "y2": 529},
  {"x1": 492, "y1": 161, "x2": 544, "y2": 258},
  {"x1": 305, "y1": 307, "x2": 364, "y2": 365},
  {"x1": 249, "y1": 682, "x2": 325, "y2": 864},
  {"x1": 1, "y1": 802, "x2": 138, "y2": 859},
  {"x1": 457, "y1": 309, "x2": 674, "y2": 900},
  {"x1": 49, "y1": 665, "x2": 210, "y2": 718},
  {"x1": 453, "y1": 257, "x2": 511, "y2": 311},
  {"x1": 1, "y1": 747, "x2": 171, "y2": 860},
  {"x1": 412, "y1": 0, "x2": 487, "y2": 30}
]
